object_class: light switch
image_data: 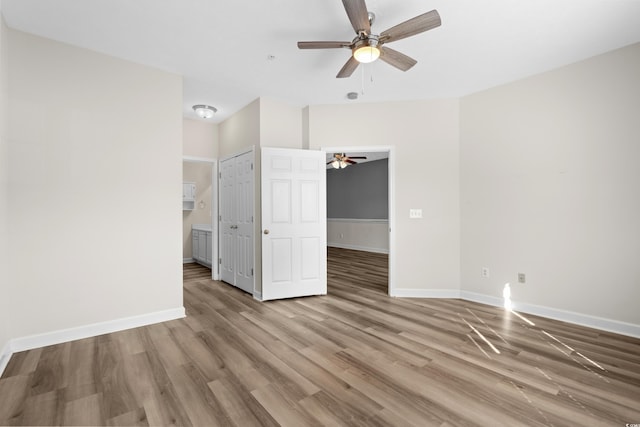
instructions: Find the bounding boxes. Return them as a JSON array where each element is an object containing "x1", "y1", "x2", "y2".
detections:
[{"x1": 409, "y1": 209, "x2": 423, "y2": 219}]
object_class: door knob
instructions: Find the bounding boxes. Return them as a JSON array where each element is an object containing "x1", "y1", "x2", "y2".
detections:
[{"x1": 263, "y1": 229, "x2": 270, "y2": 235}]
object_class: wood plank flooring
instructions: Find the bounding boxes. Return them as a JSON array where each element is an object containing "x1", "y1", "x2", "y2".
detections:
[{"x1": 1, "y1": 247, "x2": 639, "y2": 426}]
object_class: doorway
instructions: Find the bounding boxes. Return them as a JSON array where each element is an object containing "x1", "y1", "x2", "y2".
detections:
[
  {"x1": 322, "y1": 146, "x2": 395, "y2": 295},
  {"x1": 182, "y1": 156, "x2": 218, "y2": 280}
]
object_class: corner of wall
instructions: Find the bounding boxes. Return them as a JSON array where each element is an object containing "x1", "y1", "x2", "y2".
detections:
[{"x1": 0, "y1": 9, "x2": 12, "y2": 377}]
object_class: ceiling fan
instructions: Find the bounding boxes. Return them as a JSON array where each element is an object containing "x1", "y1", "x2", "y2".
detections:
[
  {"x1": 298, "y1": 0, "x2": 441, "y2": 78},
  {"x1": 327, "y1": 153, "x2": 367, "y2": 169}
]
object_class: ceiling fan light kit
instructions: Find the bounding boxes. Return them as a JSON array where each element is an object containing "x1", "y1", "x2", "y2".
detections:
[
  {"x1": 192, "y1": 104, "x2": 217, "y2": 119},
  {"x1": 332, "y1": 159, "x2": 348, "y2": 169},
  {"x1": 298, "y1": 0, "x2": 441, "y2": 78},
  {"x1": 353, "y1": 36, "x2": 380, "y2": 63},
  {"x1": 327, "y1": 153, "x2": 367, "y2": 169}
]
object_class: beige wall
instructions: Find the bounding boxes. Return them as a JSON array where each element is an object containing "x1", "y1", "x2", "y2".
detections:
[
  {"x1": 6, "y1": 29, "x2": 184, "y2": 339},
  {"x1": 460, "y1": 42, "x2": 640, "y2": 326},
  {"x1": 260, "y1": 97, "x2": 303, "y2": 149},
  {"x1": 183, "y1": 118, "x2": 218, "y2": 158},
  {"x1": 0, "y1": 16, "x2": 10, "y2": 359},
  {"x1": 218, "y1": 98, "x2": 260, "y2": 158},
  {"x1": 182, "y1": 161, "x2": 213, "y2": 259},
  {"x1": 308, "y1": 99, "x2": 461, "y2": 293}
]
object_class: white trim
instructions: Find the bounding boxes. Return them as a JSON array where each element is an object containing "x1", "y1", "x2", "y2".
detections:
[
  {"x1": 219, "y1": 146, "x2": 255, "y2": 163},
  {"x1": 0, "y1": 307, "x2": 185, "y2": 377},
  {"x1": 0, "y1": 341, "x2": 12, "y2": 378},
  {"x1": 390, "y1": 288, "x2": 640, "y2": 338},
  {"x1": 459, "y1": 291, "x2": 640, "y2": 339},
  {"x1": 328, "y1": 218, "x2": 388, "y2": 224},
  {"x1": 183, "y1": 258, "x2": 195, "y2": 264},
  {"x1": 9, "y1": 307, "x2": 185, "y2": 355},
  {"x1": 391, "y1": 288, "x2": 461, "y2": 298},
  {"x1": 182, "y1": 155, "x2": 216, "y2": 163},
  {"x1": 212, "y1": 159, "x2": 220, "y2": 280},
  {"x1": 328, "y1": 243, "x2": 388, "y2": 254},
  {"x1": 253, "y1": 290, "x2": 263, "y2": 301},
  {"x1": 459, "y1": 290, "x2": 503, "y2": 307}
]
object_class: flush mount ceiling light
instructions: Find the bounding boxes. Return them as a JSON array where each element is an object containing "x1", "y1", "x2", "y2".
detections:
[{"x1": 192, "y1": 104, "x2": 217, "y2": 119}]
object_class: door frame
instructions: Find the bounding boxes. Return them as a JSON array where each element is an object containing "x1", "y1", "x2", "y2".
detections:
[
  {"x1": 182, "y1": 155, "x2": 219, "y2": 280},
  {"x1": 320, "y1": 145, "x2": 395, "y2": 295}
]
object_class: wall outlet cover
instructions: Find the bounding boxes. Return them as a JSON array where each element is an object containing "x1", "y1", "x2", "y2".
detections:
[{"x1": 409, "y1": 209, "x2": 423, "y2": 219}]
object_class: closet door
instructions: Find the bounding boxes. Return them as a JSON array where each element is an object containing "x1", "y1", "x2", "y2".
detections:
[
  {"x1": 220, "y1": 157, "x2": 236, "y2": 284},
  {"x1": 218, "y1": 150, "x2": 255, "y2": 293},
  {"x1": 234, "y1": 151, "x2": 254, "y2": 293}
]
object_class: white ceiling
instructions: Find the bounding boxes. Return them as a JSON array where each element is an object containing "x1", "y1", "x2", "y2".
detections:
[{"x1": 2, "y1": 0, "x2": 639, "y2": 123}]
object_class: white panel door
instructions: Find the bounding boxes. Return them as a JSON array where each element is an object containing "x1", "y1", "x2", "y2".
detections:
[
  {"x1": 261, "y1": 147, "x2": 326, "y2": 301},
  {"x1": 220, "y1": 157, "x2": 236, "y2": 284},
  {"x1": 234, "y1": 151, "x2": 254, "y2": 293}
]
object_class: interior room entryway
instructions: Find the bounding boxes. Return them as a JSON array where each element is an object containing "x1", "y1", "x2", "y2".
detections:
[
  {"x1": 322, "y1": 146, "x2": 394, "y2": 295},
  {"x1": 182, "y1": 156, "x2": 217, "y2": 281}
]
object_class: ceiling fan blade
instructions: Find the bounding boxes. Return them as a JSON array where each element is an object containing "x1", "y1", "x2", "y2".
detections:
[
  {"x1": 380, "y1": 10, "x2": 441, "y2": 44},
  {"x1": 346, "y1": 159, "x2": 357, "y2": 164},
  {"x1": 380, "y1": 46, "x2": 417, "y2": 71},
  {"x1": 342, "y1": 0, "x2": 371, "y2": 34},
  {"x1": 336, "y1": 56, "x2": 359, "y2": 78},
  {"x1": 297, "y1": 41, "x2": 351, "y2": 49},
  {"x1": 347, "y1": 156, "x2": 367, "y2": 159}
]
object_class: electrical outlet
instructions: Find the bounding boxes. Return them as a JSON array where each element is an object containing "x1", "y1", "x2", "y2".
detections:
[
  {"x1": 409, "y1": 209, "x2": 423, "y2": 219},
  {"x1": 481, "y1": 267, "x2": 490, "y2": 278},
  {"x1": 518, "y1": 273, "x2": 526, "y2": 284}
]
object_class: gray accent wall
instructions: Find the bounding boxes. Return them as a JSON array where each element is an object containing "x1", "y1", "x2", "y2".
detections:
[{"x1": 327, "y1": 158, "x2": 388, "y2": 219}]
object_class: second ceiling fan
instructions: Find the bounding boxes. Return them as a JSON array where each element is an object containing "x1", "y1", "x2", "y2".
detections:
[
  {"x1": 327, "y1": 153, "x2": 366, "y2": 169},
  {"x1": 298, "y1": 0, "x2": 441, "y2": 78}
]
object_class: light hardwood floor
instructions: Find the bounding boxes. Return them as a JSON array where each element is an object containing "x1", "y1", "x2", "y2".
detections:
[{"x1": 1, "y1": 247, "x2": 639, "y2": 426}]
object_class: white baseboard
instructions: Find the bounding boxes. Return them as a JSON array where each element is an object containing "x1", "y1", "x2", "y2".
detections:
[
  {"x1": 0, "y1": 341, "x2": 11, "y2": 378},
  {"x1": 390, "y1": 289, "x2": 640, "y2": 339},
  {"x1": 391, "y1": 288, "x2": 461, "y2": 298},
  {"x1": 0, "y1": 307, "x2": 185, "y2": 377},
  {"x1": 459, "y1": 290, "x2": 504, "y2": 307},
  {"x1": 183, "y1": 258, "x2": 195, "y2": 264},
  {"x1": 327, "y1": 243, "x2": 389, "y2": 254},
  {"x1": 460, "y1": 291, "x2": 640, "y2": 339}
]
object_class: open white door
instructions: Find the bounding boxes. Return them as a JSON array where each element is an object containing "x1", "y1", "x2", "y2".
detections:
[{"x1": 261, "y1": 147, "x2": 326, "y2": 301}]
